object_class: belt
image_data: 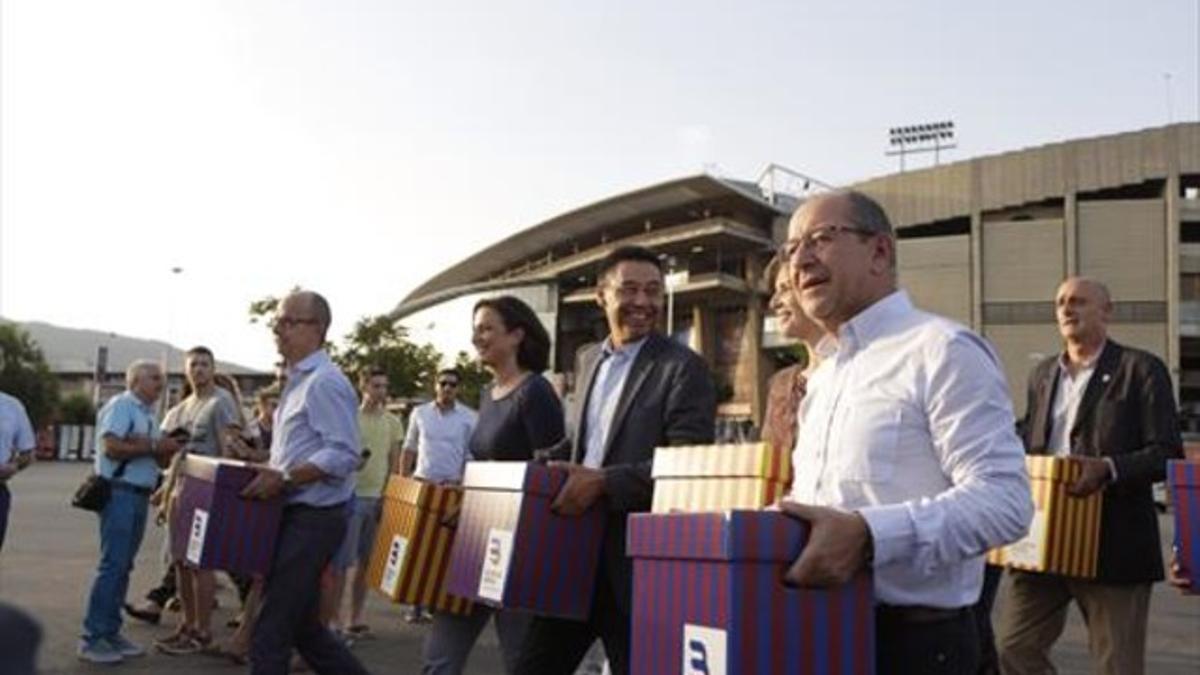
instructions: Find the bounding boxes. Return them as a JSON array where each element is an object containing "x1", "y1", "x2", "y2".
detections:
[
  {"x1": 285, "y1": 500, "x2": 350, "y2": 513},
  {"x1": 876, "y1": 604, "x2": 971, "y2": 625},
  {"x1": 111, "y1": 481, "x2": 154, "y2": 496}
]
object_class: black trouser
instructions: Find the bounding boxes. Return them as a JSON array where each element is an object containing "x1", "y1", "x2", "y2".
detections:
[
  {"x1": 0, "y1": 484, "x2": 10, "y2": 553},
  {"x1": 876, "y1": 605, "x2": 980, "y2": 675},
  {"x1": 973, "y1": 564, "x2": 1004, "y2": 674},
  {"x1": 145, "y1": 564, "x2": 177, "y2": 607},
  {"x1": 250, "y1": 502, "x2": 369, "y2": 675},
  {"x1": 512, "y1": 568, "x2": 631, "y2": 675}
]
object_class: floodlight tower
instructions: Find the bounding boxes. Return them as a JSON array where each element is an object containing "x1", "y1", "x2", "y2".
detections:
[{"x1": 886, "y1": 121, "x2": 957, "y2": 172}]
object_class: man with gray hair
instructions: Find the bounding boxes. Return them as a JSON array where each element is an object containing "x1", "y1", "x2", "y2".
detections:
[
  {"x1": 997, "y1": 277, "x2": 1182, "y2": 675},
  {"x1": 777, "y1": 190, "x2": 1033, "y2": 672},
  {"x1": 241, "y1": 291, "x2": 369, "y2": 675},
  {"x1": 79, "y1": 360, "x2": 182, "y2": 664}
]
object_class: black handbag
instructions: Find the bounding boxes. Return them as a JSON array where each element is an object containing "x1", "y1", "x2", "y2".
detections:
[{"x1": 71, "y1": 460, "x2": 129, "y2": 512}]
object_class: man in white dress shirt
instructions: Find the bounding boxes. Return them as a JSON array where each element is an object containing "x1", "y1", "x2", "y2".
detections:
[{"x1": 778, "y1": 190, "x2": 1034, "y2": 673}]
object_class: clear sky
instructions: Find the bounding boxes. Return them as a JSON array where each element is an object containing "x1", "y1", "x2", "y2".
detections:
[{"x1": 3, "y1": 0, "x2": 1197, "y2": 369}]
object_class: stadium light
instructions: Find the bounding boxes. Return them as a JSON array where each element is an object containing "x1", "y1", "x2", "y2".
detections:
[{"x1": 886, "y1": 120, "x2": 957, "y2": 172}]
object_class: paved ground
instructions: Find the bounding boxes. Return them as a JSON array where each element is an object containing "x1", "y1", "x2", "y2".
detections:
[{"x1": 2, "y1": 462, "x2": 1198, "y2": 674}]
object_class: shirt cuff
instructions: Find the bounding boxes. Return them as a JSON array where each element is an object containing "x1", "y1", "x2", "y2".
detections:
[{"x1": 856, "y1": 502, "x2": 914, "y2": 568}]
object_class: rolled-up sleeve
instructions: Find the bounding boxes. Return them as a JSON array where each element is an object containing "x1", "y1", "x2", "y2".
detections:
[
  {"x1": 303, "y1": 377, "x2": 362, "y2": 480},
  {"x1": 860, "y1": 332, "x2": 1034, "y2": 571}
]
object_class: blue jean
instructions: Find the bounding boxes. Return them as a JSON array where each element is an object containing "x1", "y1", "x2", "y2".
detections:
[{"x1": 81, "y1": 486, "x2": 149, "y2": 644}]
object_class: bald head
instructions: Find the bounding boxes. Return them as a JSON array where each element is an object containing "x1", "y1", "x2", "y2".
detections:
[
  {"x1": 274, "y1": 290, "x2": 332, "y2": 365},
  {"x1": 286, "y1": 291, "x2": 332, "y2": 340},
  {"x1": 1055, "y1": 276, "x2": 1112, "y2": 348}
]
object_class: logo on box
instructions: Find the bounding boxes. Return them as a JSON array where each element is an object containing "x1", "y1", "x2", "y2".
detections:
[
  {"x1": 477, "y1": 527, "x2": 514, "y2": 602},
  {"x1": 380, "y1": 535, "x2": 409, "y2": 595},
  {"x1": 682, "y1": 624, "x2": 726, "y2": 675},
  {"x1": 186, "y1": 509, "x2": 209, "y2": 565}
]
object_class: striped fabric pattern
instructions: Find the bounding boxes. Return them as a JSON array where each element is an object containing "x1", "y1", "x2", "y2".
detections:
[
  {"x1": 652, "y1": 478, "x2": 787, "y2": 513},
  {"x1": 365, "y1": 476, "x2": 470, "y2": 615},
  {"x1": 1167, "y1": 460, "x2": 1200, "y2": 594},
  {"x1": 651, "y1": 443, "x2": 791, "y2": 514},
  {"x1": 170, "y1": 458, "x2": 282, "y2": 576},
  {"x1": 987, "y1": 455, "x2": 1102, "y2": 577},
  {"x1": 628, "y1": 511, "x2": 875, "y2": 675},
  {"x1": 443, "y1": 462, "x2": 606, "y2": 620}
]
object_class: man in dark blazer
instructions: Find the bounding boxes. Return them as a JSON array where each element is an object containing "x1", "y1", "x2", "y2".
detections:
[
  {"x1": 997, "y1": 277, "x2": 1182, "y2": 675},
  {"x1": 514, "y1": 245, "x2": 716, "y2": 675}
]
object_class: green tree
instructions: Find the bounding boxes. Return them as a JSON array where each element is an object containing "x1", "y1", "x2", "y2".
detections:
[
  {"x1": 332, "y1": 314, "x2": 443, "y2": 400},
  {"x1": 59, "y1": 392, "x2": 97, "y2": 425},
  {"x1": 0, "y1": 324, "x2": 60, "y2": 427},
  {"x1": 450, "y1": 350, "x2": 492, "y2": 409}
]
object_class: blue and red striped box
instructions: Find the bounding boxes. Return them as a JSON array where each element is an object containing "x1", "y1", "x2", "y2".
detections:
[
  {"x1": 170, "y1": 455, "x2": 282, "y2": 576},
  {"x1": 628, "y1": 510, "x2": 874, "y2": 675},
  {"x1": 1168, "y1": 460, "x2": 1200, "y2": 594},
  {"x1": 443, "y1": 461, "x2": 605, "y2": 620}
]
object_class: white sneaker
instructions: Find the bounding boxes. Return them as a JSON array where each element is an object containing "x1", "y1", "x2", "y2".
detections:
[{"x1": 77, "y1": 640, "x2": 124, "y2": 664}]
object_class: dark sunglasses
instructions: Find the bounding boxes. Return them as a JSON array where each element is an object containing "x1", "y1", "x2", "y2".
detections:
[{"x1": 437, "y1": 380, "x2": 459, "y2": 388}]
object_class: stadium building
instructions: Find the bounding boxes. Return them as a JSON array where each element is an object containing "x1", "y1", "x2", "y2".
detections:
[{"x1": 394, "y1": 122, "x2": 1200, "y2": 430}]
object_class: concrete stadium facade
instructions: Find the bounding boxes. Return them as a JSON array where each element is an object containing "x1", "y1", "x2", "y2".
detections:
[{"x1": 395, "y1": 122, "x2": 1200, "y2": 429}]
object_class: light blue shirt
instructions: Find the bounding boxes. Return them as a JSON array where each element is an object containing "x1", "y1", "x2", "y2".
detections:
[
  {"x1": 0, "y1": 391, "x2": 36, "y2": 465},
  {"x1": 582, "y1": 336, "x2": 648, "y2": 468},
  {"x1": 270, "y1": 350, "x2": 361, "y2": 507},
  {"x1": 94, "y1": 390, "x2": 162, "y2": 489}
]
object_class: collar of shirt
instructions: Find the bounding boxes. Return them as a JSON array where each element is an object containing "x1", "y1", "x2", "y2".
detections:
[
  {"x1": 601, "y1": 334, "x2": 649, "y2": 361},
  {"x1": 813, "y1": 290, "x2": 912, "y2": 359},
  {"x1": 1057, "y1": 339, "x2": 1106, "y2": 377}
]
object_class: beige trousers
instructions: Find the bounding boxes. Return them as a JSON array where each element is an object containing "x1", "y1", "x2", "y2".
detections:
[{"x1": 996, "y1": 570, "x2": 1151, "y2": 675}]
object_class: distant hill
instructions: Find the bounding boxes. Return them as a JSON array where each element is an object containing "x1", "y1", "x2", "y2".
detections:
[{"x1": 2, "y1": 319, "x2": 267, "y2": 376}]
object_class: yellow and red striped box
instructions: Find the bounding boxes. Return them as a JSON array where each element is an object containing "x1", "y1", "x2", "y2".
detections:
[
  {"x1": 987, "y1": 455, "x2": 1101, "y2": 578},
  {"x1": 366, "y1": 475, "x2": 471, "y2": 615},
  {"x1": 651, "y1": 443, "x2": 791, "y2": 513}
]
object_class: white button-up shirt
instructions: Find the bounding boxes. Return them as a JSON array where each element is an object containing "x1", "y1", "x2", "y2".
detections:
[
  {"x1": 790, "y1": 291, "x2": 1033, "y2": 608},
  {"x1": 1047, "y1": 352, "x2": 1099, "y2": 457},
  {"x1": 404, "y1": 401, "x2": 477, "y2": 483}
]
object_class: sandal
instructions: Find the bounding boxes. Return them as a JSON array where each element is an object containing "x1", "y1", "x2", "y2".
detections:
[
  {"x1": 345, "y1": 624, "x2": 372, "y2": 639},
  {"x1": 153, "y1": 627, "x2": 192, "y2": 650},
  {"x1": 158, "y1": 631, "x2": 212, "y2": 656}
]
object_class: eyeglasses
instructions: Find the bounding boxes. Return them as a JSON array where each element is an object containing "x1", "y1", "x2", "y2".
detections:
[
  {"x1": 437, "y1": 380, "x2": 458, "y2": 388},
  {"x1": 782, "y1": 222, "x2": 877, "y2": 258},
  {"x1": 270, "y1": 316, "x2": 319, "y2": 329}
]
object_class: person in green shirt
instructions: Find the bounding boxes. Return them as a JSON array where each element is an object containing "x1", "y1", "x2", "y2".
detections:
[{"x1": 325, "y1": 367, "x2": 405, "y2": 641}]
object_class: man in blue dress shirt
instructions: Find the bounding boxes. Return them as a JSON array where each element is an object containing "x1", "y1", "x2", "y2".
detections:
[
  {"x1": 241, "y1": 290, "x2": 369, "y2": 675},
  {"x1": 0, "y1": 389, "x2": 36, "y2": 553},
  {"x1": 78, "y1": 360, "x2": 182, "y2": 664}
]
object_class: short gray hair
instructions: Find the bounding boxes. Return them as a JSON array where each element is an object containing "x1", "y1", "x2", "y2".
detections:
[
  {"x1": 839, "y1": 190, "x2": 895, "y2": 238},
  {"x1": 126, "y1": 360, "x2": 161, "y2": 388}
]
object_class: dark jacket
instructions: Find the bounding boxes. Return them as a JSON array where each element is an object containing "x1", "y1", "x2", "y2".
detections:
[
  {"x1": 556, "y1": 332, "x2": 716, "y2": 614},
  {"x1": 1022, "y1": 339, "x2": 1182, "y2": 583}
]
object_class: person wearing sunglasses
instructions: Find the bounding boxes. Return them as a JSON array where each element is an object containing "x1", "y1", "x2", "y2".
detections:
[{"x1": 400, "y1": 368, "x2": 477, "y2": 487}]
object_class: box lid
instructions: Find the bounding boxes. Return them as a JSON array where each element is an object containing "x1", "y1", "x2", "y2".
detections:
[
  {"x1": 181, "y1": 454, "x2": 262, "y2": 489},
  {"x1": 651, "y1": 443, "x2": 791, "y2": 484},
  {"x1": 626, "y1": 509, "x2": 808, "y2": 562},
  {"x1": 1026, "y1": 455, "x2": 1085, "y2": 482},
  {"x1": 383, "y1": 474, "x2": 462, "y2": 510},
  {"x1": 461, "y1": 461, "x2": 566, "y2": 498},
  {"x1": 1169, "y1": 459, "x2": 1200, "y2": 487}
]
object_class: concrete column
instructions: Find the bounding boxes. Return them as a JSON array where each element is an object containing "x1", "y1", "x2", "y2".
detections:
[
  {"x1": 1064, "y1": 192, "x2": 1079, "y2": 275},
  {"x1": 1167, "y1": 169, "x2": 1182, "y2": 399},
  {"x1": 969, "y1": 159, "x2": 984, "y2": 331}
]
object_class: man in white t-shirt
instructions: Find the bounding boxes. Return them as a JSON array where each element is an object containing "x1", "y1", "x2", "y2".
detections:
[{"x1": 401, "y1": 368, "x2": 476, "y2": 485}]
